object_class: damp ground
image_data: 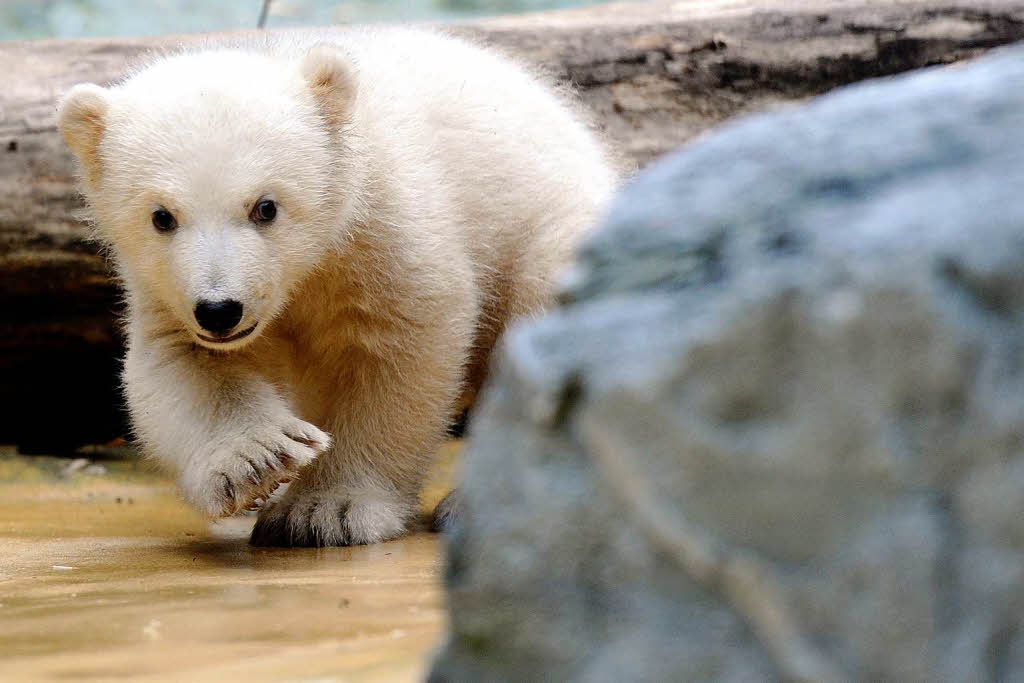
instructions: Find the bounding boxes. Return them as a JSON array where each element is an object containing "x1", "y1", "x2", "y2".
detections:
[{"x1": 0, "y1": 442, "x2": 458, "y2": 681}]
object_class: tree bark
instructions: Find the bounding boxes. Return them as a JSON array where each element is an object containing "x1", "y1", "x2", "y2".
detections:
[{"x1": 2, "y1": 0, "x2": 1023, "y2": 447}]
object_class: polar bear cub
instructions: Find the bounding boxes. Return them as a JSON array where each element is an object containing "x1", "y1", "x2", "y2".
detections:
[{"x1": 57, "y1": 28, "x2": 616, "y2": 546}]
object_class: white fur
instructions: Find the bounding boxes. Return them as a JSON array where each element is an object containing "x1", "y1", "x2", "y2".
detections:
[{"x1": 58, "y1": 28, "x2": 617, "y2": 545}]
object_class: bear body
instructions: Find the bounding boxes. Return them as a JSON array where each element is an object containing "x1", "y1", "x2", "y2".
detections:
[{"x1": 57, "y1": 28, "x2": 616, "y2": 546}]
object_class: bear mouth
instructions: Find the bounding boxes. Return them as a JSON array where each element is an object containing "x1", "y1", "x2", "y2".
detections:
[{"x1": 196, "y1": 322, "x2": 259, "y2": 345}]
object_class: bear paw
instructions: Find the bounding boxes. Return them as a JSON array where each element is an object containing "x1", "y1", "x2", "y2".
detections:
[
  {"x1": 250, "y1": 485, "x2": 412, "y2": 547},
  {"x1": 182, "y1": 416, "x2": 331, "y2": 518}
]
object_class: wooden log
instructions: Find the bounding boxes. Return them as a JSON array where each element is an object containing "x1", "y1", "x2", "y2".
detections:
[{"x1": 2, "y1": 0, "x2": 1023, "y2": 447}]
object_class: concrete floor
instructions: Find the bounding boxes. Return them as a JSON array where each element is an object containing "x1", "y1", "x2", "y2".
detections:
[{"x1": 0, "y1": 443, "x2": 458, "y2": 681}]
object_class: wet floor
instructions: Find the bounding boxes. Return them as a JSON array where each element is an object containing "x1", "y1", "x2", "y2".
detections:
[{"x1": 0, "y1": 443, "x2": 458, "y2": 681}]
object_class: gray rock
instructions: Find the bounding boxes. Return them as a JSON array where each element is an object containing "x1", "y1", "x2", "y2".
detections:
[{"x1": 431, "y1": 44, "x2": 1024, "y2": 683}]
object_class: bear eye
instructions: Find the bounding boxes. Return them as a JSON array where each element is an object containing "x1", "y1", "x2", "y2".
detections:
[
  {"x1": 251, "y1": 199, "x2": 277, "y2": 224},
  {"x1": 151, "y1": 208, "x2": 177, "y2": 232}
]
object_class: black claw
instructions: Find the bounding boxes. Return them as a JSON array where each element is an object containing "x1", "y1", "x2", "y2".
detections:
[
  {"x1": 244, "y1": 459, "x2": 261, "y2": 487},
  {"x1": 286, "y1": 434, "x2": 319, "y2": 448},
  {"x1": 249, "y1": 513, "x2": 288, "y2": 547},
  {"x1": 431, "y1": 489, "x2": 460, "y2": 533},
  {"x1": 446, "y1": 409, "x2": 470, "y2": 438},
  {"x1": 221, "y1": 474, "x2": 235, "y2": 504},
  {"x1": 249, "y1": 503, "x2": 359, "y2": 548}
]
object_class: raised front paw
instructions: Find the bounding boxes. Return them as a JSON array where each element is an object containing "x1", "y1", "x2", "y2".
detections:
[
  {"x1": 182, "y1": 416, "x2": 330, "y2": 518},
  {"x1": 250, "y1": 483, "x2": 412, "y2": 547}
]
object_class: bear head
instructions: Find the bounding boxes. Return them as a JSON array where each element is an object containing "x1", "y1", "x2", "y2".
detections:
[{"x1": 58, "y1": 44, "x2": 359, "y2": 350}]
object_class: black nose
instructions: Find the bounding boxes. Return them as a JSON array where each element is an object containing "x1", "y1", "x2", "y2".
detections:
[{"x1": 194, "y1": 299, "x2": 244, "y2": 335}]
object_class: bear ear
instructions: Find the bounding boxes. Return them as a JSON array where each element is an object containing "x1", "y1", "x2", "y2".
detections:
[
  {"x1": 299, "y1": 44, "x2": 357, "y2": 128},
  {"x1": 57, "y1": 83, "x2": 110, "y2": 183}
]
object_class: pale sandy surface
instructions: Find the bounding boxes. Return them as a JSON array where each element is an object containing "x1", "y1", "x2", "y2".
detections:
[{"x1": 0, "y1": 443, "x2": 458, "y2": 682}]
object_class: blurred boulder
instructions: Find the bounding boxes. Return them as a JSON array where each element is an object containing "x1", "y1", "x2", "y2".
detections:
[{"x1": 432, "y1": 44, "x2": 1024, "y2": 682}]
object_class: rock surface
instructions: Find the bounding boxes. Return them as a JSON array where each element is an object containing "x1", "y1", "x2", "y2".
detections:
[{"x1": 432, "y1": 45, "x2": 1024, "y2": 682}]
